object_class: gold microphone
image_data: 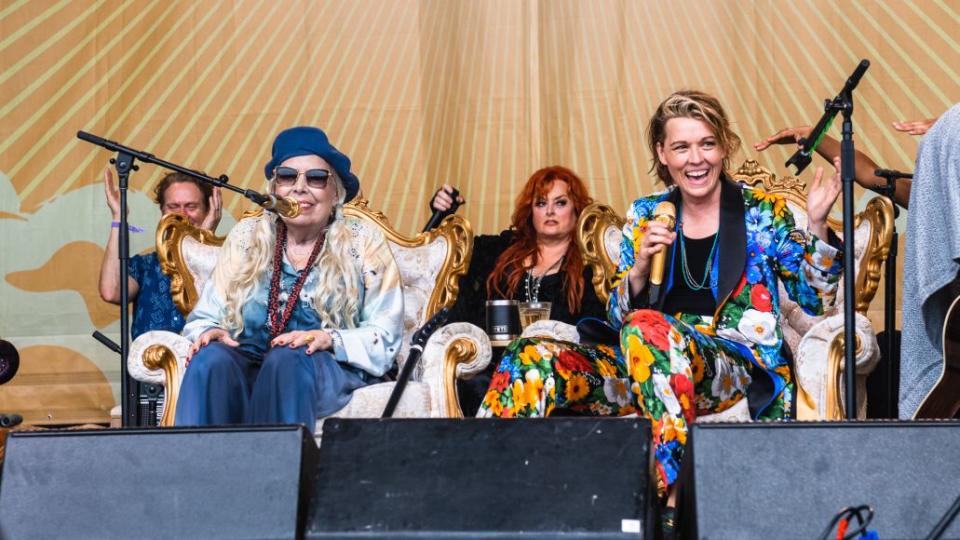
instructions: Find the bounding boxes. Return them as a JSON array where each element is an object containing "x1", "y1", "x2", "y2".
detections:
[
  {"x1": 648, "y1": 201, "x2": 676, "y2": 304},
  {"x1": 260, "y1": 194, "x2": 301, "y2": 218}
]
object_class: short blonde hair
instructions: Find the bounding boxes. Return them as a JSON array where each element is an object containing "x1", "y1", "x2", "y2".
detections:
[{"x1": 646, "y1": 90, "x2": 742, "y2": 186}]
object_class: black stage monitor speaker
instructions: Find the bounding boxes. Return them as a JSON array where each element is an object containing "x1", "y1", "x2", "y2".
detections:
[
  {"x1": 0, "y1": 424, "x2": 318, "y2": 539},
  {"x1": 684, "y1": 421, "x2": 960, "y2": 539},
  {"x1": 306, "y1": 418, "x2": 657, "y2": 539}
]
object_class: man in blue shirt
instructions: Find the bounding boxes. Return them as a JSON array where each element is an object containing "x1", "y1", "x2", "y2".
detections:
[{"x1": 98, "y1": 169, "x2": 221, "y2": 337}]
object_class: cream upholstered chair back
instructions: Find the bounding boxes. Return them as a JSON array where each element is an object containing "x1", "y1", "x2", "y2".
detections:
[
  {"x1": 576, "y1": 160, "x2": 894, "y2": 420},
  {"x1": 340, "y1": 198, "x2": 472, "y2": 367},
  {"x1": 133, "y1": 197, "x2": 474, "y2": 427}
]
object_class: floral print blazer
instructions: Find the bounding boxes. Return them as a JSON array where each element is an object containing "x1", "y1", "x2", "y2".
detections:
[{"x1": 608, "y1": 178, "x2": 843, "y2": 419}]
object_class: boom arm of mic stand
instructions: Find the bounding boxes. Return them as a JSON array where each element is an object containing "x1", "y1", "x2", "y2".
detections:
[
  {"x1": 77, "y1": 131, "x2": 288, "y2": 214},
  {"x1": 785, "y1": 60, "x2": 870, "y2": 175},
  {"x1": 786, "y1": 106, "x2": 837, "y2": 175}
]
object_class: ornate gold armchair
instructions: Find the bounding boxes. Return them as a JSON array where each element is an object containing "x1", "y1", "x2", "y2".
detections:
[
  {"x1": 575, "y1": 160, "x2": 894, "y2": 420},
  {"x1": 126, "y1": 198, "x2": 492, "y2": 432}
]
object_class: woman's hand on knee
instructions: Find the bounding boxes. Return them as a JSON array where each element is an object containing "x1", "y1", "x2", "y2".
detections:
[
  {"x1": 271, "y1": 330, "x2": 332, "y2": 355},
  {"x1": 186, "y1": 328, "x2": 239, "y2": 365}
]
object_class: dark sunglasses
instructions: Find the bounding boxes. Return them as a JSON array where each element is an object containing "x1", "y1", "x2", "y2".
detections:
[{"x1": 273, "y1": 166, "x2": 331, "y2": 189}]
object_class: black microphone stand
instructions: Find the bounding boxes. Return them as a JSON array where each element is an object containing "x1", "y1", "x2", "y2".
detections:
[
  {"x1": 113, "y1": 148, "x2": 137, "y2": 427},
  {"x1": 786, "y1": 60, "x2": 870, "y2": 420},
  {"x1": 76, "y1": 131, "x2": 278, "y2": 427},
  {"x1": 382, "y1": 308, "x2": 450, "y2": 418},
  {"x1": 872, "y1": 169, "x2": 912, "y2": 418}
]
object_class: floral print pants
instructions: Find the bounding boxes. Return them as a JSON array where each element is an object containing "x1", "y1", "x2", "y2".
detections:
[
  {"x1": 477, "y1": 308, "x2": 762, "y2": 496},
  {"x1": 477, "y1": 339, "x2": 635, "y2": 418}
]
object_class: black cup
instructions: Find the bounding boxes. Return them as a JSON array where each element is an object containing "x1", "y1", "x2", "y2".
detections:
[{"x1": 485, "y1": 300, "x2": 520, "y2": 341}]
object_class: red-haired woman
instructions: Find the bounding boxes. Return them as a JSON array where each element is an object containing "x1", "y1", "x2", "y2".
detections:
[{"x1": 429, "y1": 166, "x2": 607, "y2": 414}]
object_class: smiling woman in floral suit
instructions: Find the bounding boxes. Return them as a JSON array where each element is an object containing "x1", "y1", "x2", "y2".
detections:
[
  {"x1": 478, "y1": 90, "x2": 844, "y2": 510},
  {"x1": 612, "y1": 91, "x2": 842, "y2": 503}
]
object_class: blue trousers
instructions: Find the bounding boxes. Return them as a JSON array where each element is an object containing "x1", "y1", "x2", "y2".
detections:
[{"x1": 174, "y1": 342, "x2": 369, "y2": 433}]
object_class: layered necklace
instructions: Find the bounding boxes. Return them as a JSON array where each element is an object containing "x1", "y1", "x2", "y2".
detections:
[
  {"x1": 677, "y1": 219, "x2": 719, "y2": 291},
  {"x1": 267, "y1": 219, "x2": 326, "y2": 338},
  {"x1": 524, "y1": 255, "x2": 564, "y2": 302}
]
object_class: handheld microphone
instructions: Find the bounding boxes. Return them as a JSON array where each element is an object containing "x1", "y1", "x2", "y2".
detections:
[
  {"x1": 422, "y1": 187, "x2": 462, "y2": 232},
  {"x1": 647, "y1": 201, "x2": 677, "y2": 305}
]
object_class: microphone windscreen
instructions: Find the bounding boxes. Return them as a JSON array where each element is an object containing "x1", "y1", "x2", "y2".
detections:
[{"x1": 652, "y1": 201, "x2": 676, "y2": 225}]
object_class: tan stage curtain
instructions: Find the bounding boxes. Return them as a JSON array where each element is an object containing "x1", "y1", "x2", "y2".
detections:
[{"x1": 1, "y1": 0, "x2": 957, "y2": 423}]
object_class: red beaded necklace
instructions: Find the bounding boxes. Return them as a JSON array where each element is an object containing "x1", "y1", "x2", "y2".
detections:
[{"x1": 267, "y1": 219, "x2": 326, "y2": 338}]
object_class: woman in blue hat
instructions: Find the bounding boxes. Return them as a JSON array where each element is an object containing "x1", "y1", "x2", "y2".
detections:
[{"x1": 174, "y1": 127, "x2": 404, "y2": 431}]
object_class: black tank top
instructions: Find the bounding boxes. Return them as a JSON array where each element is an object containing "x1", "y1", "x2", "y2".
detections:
[{"x1": 663, "y1": 233, "x2": 718, "y2": 316}]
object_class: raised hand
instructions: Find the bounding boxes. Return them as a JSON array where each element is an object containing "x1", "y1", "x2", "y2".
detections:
[
  {"x1": 103, "y1": 168, "x2": 121, "y2": 219},
  {"x1": 753, "y1": 126, "x2": 813, "y2": 152},
  {"x1": 805, "y1": 157, "x2": 842, "y2": 240},
  {"x1": 892, "y1": 118, "x2": 937, "y2": 136},
  {"x1": 199, "y1": 186, "x2": 222, "y2": 232},
  {"x1": 431, "y1": 184, "x2": 464, "y2": 212}
]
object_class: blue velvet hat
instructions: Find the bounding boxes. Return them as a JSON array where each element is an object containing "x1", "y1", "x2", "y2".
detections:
[{"x1": 263, "y1": 127, "x2": 360, "y2": 202}]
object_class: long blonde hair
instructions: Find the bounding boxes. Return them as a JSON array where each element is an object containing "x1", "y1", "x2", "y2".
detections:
[{"x1": 215, "y1": 175, "x2": 362, "y2": 334}]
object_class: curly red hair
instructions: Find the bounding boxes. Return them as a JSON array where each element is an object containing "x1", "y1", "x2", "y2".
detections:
[{"x1": 486, "y1": 166, "x2": 594, "y2": 314}]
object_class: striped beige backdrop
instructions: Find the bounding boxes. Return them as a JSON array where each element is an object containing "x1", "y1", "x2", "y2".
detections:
[{"x1": 1, "y1": 0, "x2": 957, "y2": 424}]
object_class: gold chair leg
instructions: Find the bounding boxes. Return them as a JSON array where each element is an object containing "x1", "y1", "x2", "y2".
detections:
[
  {"x1": 141, "y1": 345, "x2": 182, "y2": 427},
  {"x1": 443, "y1": 338, "x2": 478, "y2": 419}
]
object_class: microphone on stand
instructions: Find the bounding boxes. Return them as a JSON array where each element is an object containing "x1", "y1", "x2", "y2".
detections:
[
  {"x1": 258, "y1": 194, "x2": 301, "y2": 219},
  {"x1": 874, "y1": 168, "x2": 913, "y2": 180},
  {"x1": 242, "y1": 189, "x2": 301, "y2": 218},
  {"x1": 786, "y1": 59, "x2": 870, "y2": 175},
  {"x1": 870, "y1": 169, "x2": 912, "y2": 208},
  {"x1": 647, "y1": 201, "x2": 676, "y2": 306}
]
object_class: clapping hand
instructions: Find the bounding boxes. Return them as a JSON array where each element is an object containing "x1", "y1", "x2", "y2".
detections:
[{"x1": 805, "y1": 157, "x2": 842, "y2": 240}]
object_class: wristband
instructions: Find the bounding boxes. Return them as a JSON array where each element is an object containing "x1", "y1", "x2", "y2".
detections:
[{"x1": 111, "y1": 221, "x2": 145, "y2": 233}]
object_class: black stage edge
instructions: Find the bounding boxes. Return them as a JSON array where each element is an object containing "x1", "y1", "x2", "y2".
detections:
[
  {"x1": 0, "y1": 424, "x2": 317, "y2": 540},
  {"x1": 682, "y1": 420, "x2": 960, "y2": 539},
  {"x1": 307, "y1": 418, "x2": 657, "y2": 539}
]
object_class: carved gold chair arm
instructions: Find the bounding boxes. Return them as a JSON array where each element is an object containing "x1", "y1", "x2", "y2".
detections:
[
  {"x1": 128, "y1": 331, "x2": 191, "y2": 427},
  {"x1": 419, "y1": 322, "x2": 492, "y2": 418},
  {"x1": 795, "y1": 313, "x2": 880, "y2": 420}
]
